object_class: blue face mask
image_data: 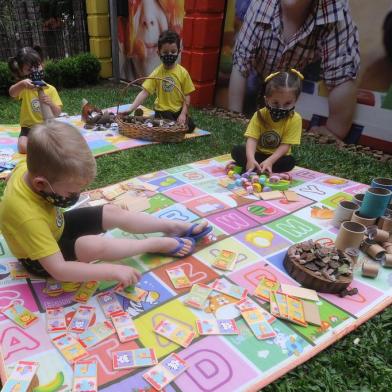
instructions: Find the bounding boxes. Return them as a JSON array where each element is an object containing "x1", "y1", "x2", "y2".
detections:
[{"x1": 266, "y1": 102, "x2": 295, "y2": 122}]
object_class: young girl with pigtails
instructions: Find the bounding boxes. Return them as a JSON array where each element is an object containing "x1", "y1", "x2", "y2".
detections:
[{"x1": 231, "y1": 69, "x2": 304, "y2": 174}]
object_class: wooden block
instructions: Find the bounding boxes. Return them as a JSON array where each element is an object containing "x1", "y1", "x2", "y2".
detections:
[
  {"x1": 280, "y1": 283, "x2": 319, "y2": 301},
  {"x1": 88, "y1": 199, "x2": 108, "y2": 207},
  {"x1": 302, "y1": 300, "x2": 322, "y2": 326},
  {"x1": 259, "y1": 191, "x2": 283, "y2": 200},
  {"x1": 88, "y1": 189, "x2": 103, "y2": 201},
  {"x1": 232, "y1": 188, "x2": 248, "y2": 196},
  {"x1": 112, "y1": 195, "x2": 150, "y2": 212},
  {"x1": 124, "y1": 181, "x2": 159, "y2": 192},
  {"x1": 102, "y1": 186, "x2": 126, "y2": 201},
  {"x1": 218, "y1": 178, "x2": 233, "y2": 187},
  {"x1": 284, "y1": 190, "x2": 299, "y2": 202},
  {"x1": 141, "y1": 182, "x2": 159, "y2": 192}
]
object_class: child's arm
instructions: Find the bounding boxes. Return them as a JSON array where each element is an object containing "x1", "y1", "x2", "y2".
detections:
[
  {"x1": 260, "y1": 144, "x2": 290, "y2": 174},
  {"x1": 39, "y1": 94, "x2": 62, "y2": 116},
  {"x1": 245, "y1": 137, "x2": 262, "y2": 172},
  {"x1": 9, "y1": 79, "x2": 35, "y2": 98},
  {"x1": 127, "y1": 89, "x2": 150, "y2": 113},
  {"x1": 39, "y1": 252, "x2": 141, "y2": 286},
  {"x1": 177, "y1": 95, "x2": 191, "y2": 125}
]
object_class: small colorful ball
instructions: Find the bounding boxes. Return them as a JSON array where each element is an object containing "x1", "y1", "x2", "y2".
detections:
[
  {"x1": 269, "y1": 175, "x2": 280, "y2": 183},
  {"x1": 253, "y1": 183, "x2": 262, "y2": 192}
]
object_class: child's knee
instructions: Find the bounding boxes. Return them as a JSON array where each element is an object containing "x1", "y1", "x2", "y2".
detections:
[{"x1": 18, "y1": 136, "x2": 27, "y2": 154}]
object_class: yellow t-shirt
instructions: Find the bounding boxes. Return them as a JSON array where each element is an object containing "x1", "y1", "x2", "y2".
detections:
[
  {"x1": 17, "y1": 84, "x2": 62, "y2": 128},
  {"x1": 142, "y1": 64, "x2": 195, "y2": 112},
  {"x1": 0, "y1": 159, "x2": 64, "y2": 260},
  {"x1": 244, "y1": 108, "x2": 302, "y2": 154}
]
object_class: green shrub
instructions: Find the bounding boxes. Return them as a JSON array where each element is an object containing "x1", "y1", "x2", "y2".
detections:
[
  {"x1": 58, "y1": 56, "x2": 80, "y2": 88},
  {"x1": 0, "y1": 52, "x2": 101, "y2": 94},
  {"x1": 0, "y1": 61, "x2": 14, "y2": 95},
  {"x1": 76, "y1": 53, "x2": 101, "y2": 85},
  {"x1": 44, "y1": 59, "x2": 62, "y2": 87}
]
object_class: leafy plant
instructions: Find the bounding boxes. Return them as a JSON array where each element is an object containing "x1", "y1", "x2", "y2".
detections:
[
  {"x1": 0, "y1": 61, "x2": 14, "y2": 95},
  {"x1": 75, "y1": 53, "x2": 101, "y2": 85}
]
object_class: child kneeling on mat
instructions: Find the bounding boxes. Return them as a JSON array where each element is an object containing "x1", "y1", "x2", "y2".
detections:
[
  {"x1": 0, "y1": 121, "x2": 211, "y2": 286},
  {"x1": 231, "y1": 69, "x2": 304, "y2": 174},
  {"x1": 126, "y1": 29, "x2": 196, "y2": 132}
]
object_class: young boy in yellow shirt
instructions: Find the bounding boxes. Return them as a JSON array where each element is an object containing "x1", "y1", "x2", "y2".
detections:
[
  {"x1": 127, "y1": 30, "x2": 196, "y2": 132},
  {"x1": 0, "y1": 122, "x2": 211, "y2": 286}
]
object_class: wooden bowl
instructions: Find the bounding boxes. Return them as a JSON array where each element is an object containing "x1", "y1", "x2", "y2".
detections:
[{"x1": 283, "y1": 244, "x2": 353, "y2": 293}]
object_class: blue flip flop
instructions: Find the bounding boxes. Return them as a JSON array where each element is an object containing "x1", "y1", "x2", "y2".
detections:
[
  {"x1": 184, "y1": 223, "x2": 213, "y2": 241},
  {"x1": 167, "y1": 237, "x2": 196, "y2": 257}
]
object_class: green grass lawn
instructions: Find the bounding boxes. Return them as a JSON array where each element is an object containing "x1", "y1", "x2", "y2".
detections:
[{"x1": 0, "y1": 83, "x2": 391, "y2": 391}]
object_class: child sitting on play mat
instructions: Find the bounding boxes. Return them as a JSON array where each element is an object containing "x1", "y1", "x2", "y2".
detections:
[
  {"x1": 231, "y1": 69, "x2": 304, "y2": 174},
  {"x1": 0, "y1": 121, "x2": 211, "y2": 286},
  {"x1": 126, "y1": 29, "x2": 196, "y2": 132},
  {"x1": 8, "y1": 46, "x2": 62, "y2": 154}
]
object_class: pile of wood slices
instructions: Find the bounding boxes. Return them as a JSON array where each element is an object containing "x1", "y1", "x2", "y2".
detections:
[{"x1": 287, "y1": 240, "x2": 353, "y2": 282}]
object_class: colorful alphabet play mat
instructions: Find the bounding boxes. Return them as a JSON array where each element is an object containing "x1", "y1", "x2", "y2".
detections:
[
  {"x1": 0, "y1": 104, "x2": 210, "y2": 179},
  {"x1": 0, "y1": 155, "x2": 391, "y2": 391}
]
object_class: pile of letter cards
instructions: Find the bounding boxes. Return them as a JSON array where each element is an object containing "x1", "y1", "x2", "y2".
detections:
[
  {"x1": 254, "y1": 277, "x2": 322, "y2": 327},
  {"x1": 0, "y1": 266, "x2": 321, "y2": 390}
]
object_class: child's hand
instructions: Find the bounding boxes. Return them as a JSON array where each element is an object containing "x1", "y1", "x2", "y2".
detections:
[
  {"x1": 246, "y1": 159, "x2": 262, "y2": 173},
  {"x1": 177, "y1": 113, "x2": 186, "y2": 125},
  {"x1": 260, "y1": 160, "x2": 272, "y2": 175},
  {"x1": 112, "y1": 265, "x2": 142, "y2": 287},
  {"x1": 39, "y1": 93, "x2": 53, "y2": 105},
  {"x1": 22, "y1": 79, "x2": 36, "y2": 90}
]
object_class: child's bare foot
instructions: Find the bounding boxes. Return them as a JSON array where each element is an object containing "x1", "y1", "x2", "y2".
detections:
[
  {"x1": 165, "y1": 221, "x2": 212, "y2": 240},
  {"x1": 154, "y1": 237, "x2": 195, "y2": 257}
]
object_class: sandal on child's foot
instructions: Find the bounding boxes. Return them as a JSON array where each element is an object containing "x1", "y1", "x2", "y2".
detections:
[
  {"x1": 166, "y1": 237, "x2": 195, "y2": 257},
  {"x1": 184, "y1": 223, "x2": 213, "y2": 241}
]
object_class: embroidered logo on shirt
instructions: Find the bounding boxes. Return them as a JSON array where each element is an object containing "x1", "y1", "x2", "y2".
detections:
[
  {"x1": 259, "y1": 130, "x2": 281, "y2": 148},
  {"x1": 31, "y1": 98, "x2": 41, "y2": 112},
  {"x1": 162, "y1": 76, "x2": 175, "y2": 93},
  {"x1": 55, "y1": 208, "x2": 63, "y2": 228}
]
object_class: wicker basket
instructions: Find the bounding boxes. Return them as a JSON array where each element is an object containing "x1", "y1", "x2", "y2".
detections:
[
  {"x1": 283, "y1": 244, "x2": 354, "y2": 293},
  {"x1": 115, "y1": 77, "x2": 188, "y2": 143}
]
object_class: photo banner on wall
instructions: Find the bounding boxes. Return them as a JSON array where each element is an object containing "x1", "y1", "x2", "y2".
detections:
[{"x1": 116, "y1": 0, "x2": 185, "y2": 81}]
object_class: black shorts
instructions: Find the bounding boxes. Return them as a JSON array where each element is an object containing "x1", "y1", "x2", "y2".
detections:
[
  {"x1": 154, "y1": 110, "x2": 195, "y2": 133},
  {"x1": 19, "y1": 127, "x2": 31, "y2": 137},
  {"x1": 20, "y1": 206, "x2": 105, "y2": 277}
]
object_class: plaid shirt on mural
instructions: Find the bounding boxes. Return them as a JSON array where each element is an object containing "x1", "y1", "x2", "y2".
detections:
[{"x1": 233, "y1": 0, "x2": 360, "y2": 87}]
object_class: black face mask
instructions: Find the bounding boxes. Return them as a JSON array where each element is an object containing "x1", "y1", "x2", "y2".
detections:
[
  {"x1": 160, "y1": 54, "x2": 178, "y2": 67},
  {"x1": 39, "y1": 180, "x2": 80, "y2": 208},
  {"x1": 39, "y1": 190, "x2": 80, "y2": 208},
  {"x1": 29, "y1": 68, "x2": 44, "y2": 82},
  {"x1": 266, "y1": 103, "x2": 294, "y2": 122}
]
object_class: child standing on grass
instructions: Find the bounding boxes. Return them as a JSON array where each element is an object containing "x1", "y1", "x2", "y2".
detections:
[
  {"x1": 231, "y1": 69, "x2": 304, "y2": 174},
  {"x1": 8, "y1": 46, "x2": 62, "y2": 154},
  {"x1": 126, "y1": 30, "x2": 196, "y2": 132},
  {"x1": 0, "y1": 121, "x2": 211, "y2": 286}
]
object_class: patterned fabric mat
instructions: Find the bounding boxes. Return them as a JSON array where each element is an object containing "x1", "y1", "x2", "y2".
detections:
[
  {"x1": 0, "y1": 104, "x2": 210, "y2": 179},
  {"x1": 0, "y1": 155, "x2": 391, "y2": 391}
]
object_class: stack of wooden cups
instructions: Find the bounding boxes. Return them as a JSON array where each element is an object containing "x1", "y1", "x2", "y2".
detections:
[{"x1": 333, "y1": 177, "x2": 392, "y2": 278}]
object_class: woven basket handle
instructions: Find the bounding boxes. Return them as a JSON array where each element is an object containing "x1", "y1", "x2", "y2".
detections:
[{"x1": 116, "y1": 76, "x2": 186, "y2": 115}]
